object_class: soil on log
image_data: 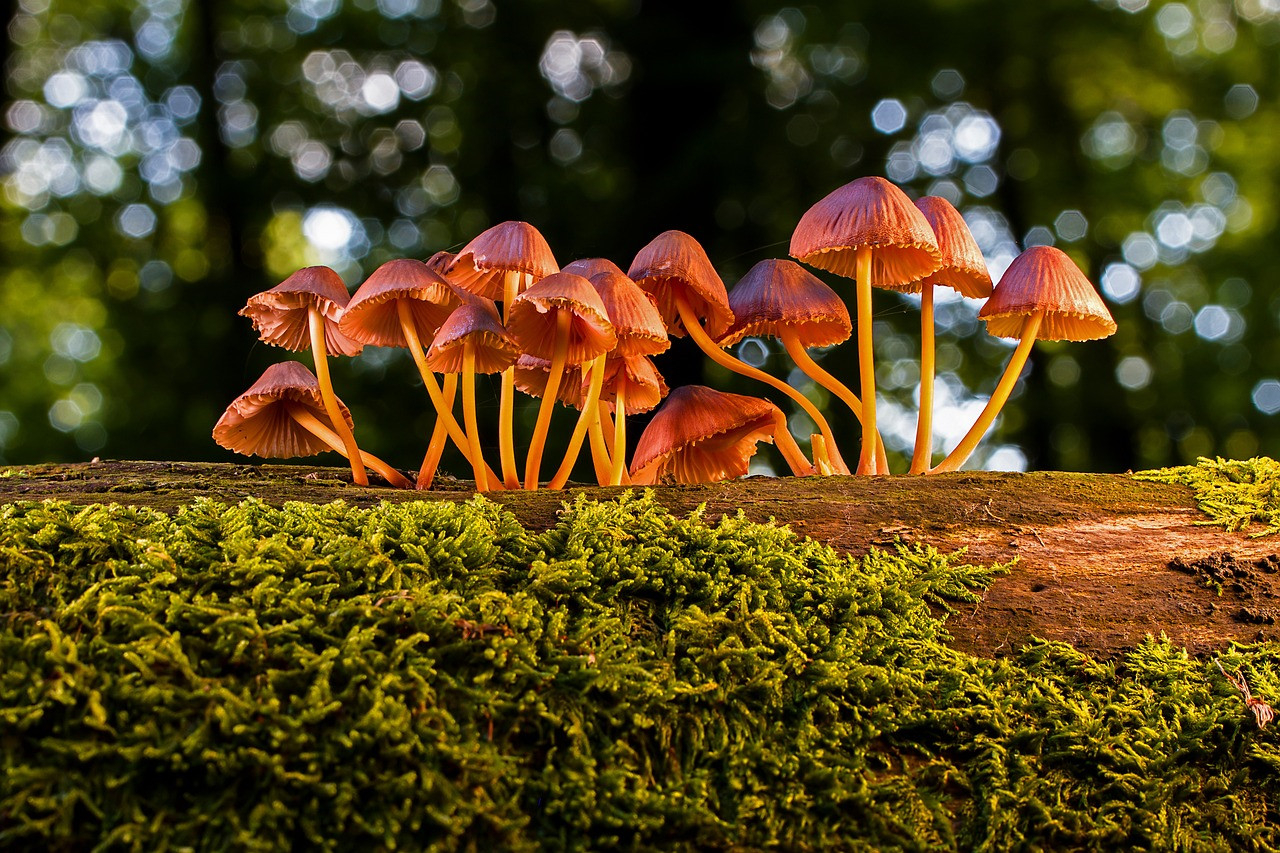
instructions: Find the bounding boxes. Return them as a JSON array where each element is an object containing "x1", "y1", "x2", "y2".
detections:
[{"x1": 3, "y1": 459, "x2": 1277, "y2": 660}]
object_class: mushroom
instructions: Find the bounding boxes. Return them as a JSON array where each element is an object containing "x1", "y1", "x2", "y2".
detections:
[
  {"x1": 213, "y1": 361, "x2": 411, "y2": 488},
  {"x1": 240, "y1": 266, "x2": 369, "y2": 486},
  {"x1": 629, "y1": 385, "x2": 812, "y2": 484},
  {"x1": 719, "y1": 258, "x2": 886, "y2": 474},
  {"x1": 627, "y1": 230, "x2": 837, "y2": 475},
  {"x1": 931, "y1": 245, "x2": 1117, "y2": 472},
  {"x1": 908, "y1": 197, "x2": 993, "y2": 474},
  {"x1": 506, "y1": 272, "x2": 617, "y2": 489},
  {"x1": 590, "y1": 269, "x2": 671, "y2": 485},
  {"x1": 598, "y1": 354, "x2": 669, "y2": 485},
  {"x1": 425, "y1": 298, "x2": 518, "y2": 492},
  {"x1": 791, "y1": 177, "x2": 941, "y2": 474},
  {"x1": 514, "y1": 354, "x2": 610, "y2": 483},
  {"x1": 338, "y1": 258, "x2": 500, "y2": 489},
  {"x1": 447, "y1": 221, "x2": 559, "y2": 489},
  {"x1": 562, "y1": 257, "x2": 627, "y2": 280}
]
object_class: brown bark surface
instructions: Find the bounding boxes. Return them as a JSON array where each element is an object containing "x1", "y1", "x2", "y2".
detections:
[{"x1": 3, "y1": 460, "x2": 1276, "y2": 659}]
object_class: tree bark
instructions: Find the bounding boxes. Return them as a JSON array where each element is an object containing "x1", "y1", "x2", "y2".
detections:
[{"x1": 2, "y1": 460, "x2": 1274, "y2": 659}]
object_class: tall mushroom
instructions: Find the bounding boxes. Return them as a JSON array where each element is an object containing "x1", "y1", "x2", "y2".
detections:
[
  {"x1": 240, "y1": 266, "x2": 369, "y2": 486},
  {"x1": 627, "y1": 230, "x2": 836, "y2": 475},
  {"x1": 931, "y1": 245, "x2": 1117, "y2": 473},
  {"x1": 909, "y1": 197, "x2": 993, "y2": 474},
  {"x1": 630, "y1": 385, "x2": 811, "y2": 484},
  {"x1": 446, "y1": 221, "x2": 559, "y2": 489},
  {"x1": 337, "y1": 258, "x2": 500, "y2": 488},
  {"x1": 214, "y1": 361, "x2": 411, "y2": 488},
  {"x1": 506, "y1": 272, "x2": 616, "y2": 489},
  {"x1": 425, "y1": 298, "x2": 518, "y2": 492},
  {"x1": 791, "y1": 177, "x2": 942, "y2": 474}
]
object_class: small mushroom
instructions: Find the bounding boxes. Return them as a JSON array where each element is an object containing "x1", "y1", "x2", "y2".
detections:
[
  {"x1": 630, "y1": 385, "x2": 812, "y2": 484},
  {"x1": 213, "y1": 361, "x2": 411, "y2": 488},
  {"x1": 909, "y1": 197, "x2": 993, "y2": 474},
  {"x1": 791, "y1": 177, "x2": 942, "y2": 474},
  {"x1": 931, "y1": 245, "x2": 1117, "y2": 472},
  {"x1": 240, "y1": 266, "x2": 369, "y2": 486},
  {"x1": 447, "y1": 221, "x2": 559, "y2": 489},
  {"x1": 628, "y1": 230, "x2": 837, "y2": 475},
  {"x1": 425, "y1": 299, "x2": 518, "y2": 492},
  {"x1": 507, "y1": 272, "x2": 617, "y2": 489}
]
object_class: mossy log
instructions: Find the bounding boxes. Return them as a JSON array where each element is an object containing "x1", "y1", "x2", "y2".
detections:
[{"x1": 3, "y1": 459, "x2": 1275, "y2": 659}]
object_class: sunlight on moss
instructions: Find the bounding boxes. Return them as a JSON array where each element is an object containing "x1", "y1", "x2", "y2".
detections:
[{"x1": 1135, "y1": 456, "x2": 1280, "y2": 536}]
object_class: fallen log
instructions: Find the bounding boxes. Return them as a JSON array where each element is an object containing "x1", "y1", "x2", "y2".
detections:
[{"x1": 2, "y1": 458, "x2": 1276, "y2": 658}]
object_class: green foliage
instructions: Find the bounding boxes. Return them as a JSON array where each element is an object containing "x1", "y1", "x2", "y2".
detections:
[
  {"x1": 1, "y1": 492, "x2": 1278, "y2": 850},
  {"x1": 1136, "y1": 456, "x2": 1280, "y2": 536}
]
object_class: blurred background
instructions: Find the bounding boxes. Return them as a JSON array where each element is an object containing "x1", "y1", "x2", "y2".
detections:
[{"x1": 2, "y1": 0, "x2": 1278, "y2": 476}]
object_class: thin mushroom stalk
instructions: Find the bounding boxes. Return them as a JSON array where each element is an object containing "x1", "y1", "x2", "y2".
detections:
[
  {"x1": 497, "y1": 271, "x2": 525, "y2": 489},
  {"x1": 673, "y1": 295, "x2": 840, "y2": 474},
  {"x1": 853, "y1": 246, "x2": 880, "y2": 476},
  {"x1": 910, "y1": 285, "x2": 937, "y2": 474},
  {"x1": 931, "y1": 310, "x2": 1043, "y2": 473},
  {"x1": 396, "y1": 301, "x2": 503, "y2": 487},
  {"x1": 588, "y1": 411, "x2": 613, "y2": 485},
  {"x1": 609, "y1": 381, "x2": 628, "y2": 486},
  {"x1": 771, "y1": 409, "x2": 814, "y2": 476},
  {"x1": 549, "y1": 355, "x2": 607, "y2": 489},
  {"x1": 461, "y1": 341, "x2": 490, "y2": 492},
  {"x1": 524, "y1": 310, "x2": 573, "y2": 490},
  {"x1": 779, "y1": 326, "x2": 889, "y2": 475},
  {"x1": 307, "y1": 308, "x2": 368, "y2": 486},
  {"x1": 288, "y1": 404, "x2": 412, "y2": 488},
  {"x1": 416, "y1": 373, "x2": 457, "y2": 489}
]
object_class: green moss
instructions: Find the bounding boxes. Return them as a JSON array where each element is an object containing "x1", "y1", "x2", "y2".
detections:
[
  {"x1": 1, "y1": 492, "x2": 1278, "y2": 850},
  {"x1": 1135, "y1": 456, "x2": 1280, "y2": 536}
]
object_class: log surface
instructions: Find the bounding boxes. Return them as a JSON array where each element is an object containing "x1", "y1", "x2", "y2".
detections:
[{"x1": 3, "y1": 460, "x2": 1275, "y2": 658}]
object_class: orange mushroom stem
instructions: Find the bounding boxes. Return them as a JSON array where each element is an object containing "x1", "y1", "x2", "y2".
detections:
[
  {"x1": 931, "y1": 311, "x2": 1042, "y2": 473},
  {"x1": 287, "y1": 404, "x2": 412, "y2": 488},
  {"x1": 461, "y1": 341, "x2": 490, "y2": 492},
  {"x1": 548, "y1": 355, "x2": 607, "y2": 489},
  {"x1": 910, "y1": 285, "x2": 937, "y2": 474},
  {"x1": 395, "y1": 300, "x2": 502, "y2": 487},
  {"x1": 416, "y1": 373, "x2": 457, "y2": 489},
  {"x1": 498, "y1": 271, "x2": 526, "y2": 489},
  {"x1": 853, "y1": 246, "x2": 880, "y2": 476},
  {"x1": 608, "y1": 381, "x2": 628, "y2": 486},
  {"x1": 524, "y1": 309, "x2": 573, "y2": 490},
  {"x1": 307, "y1": 308, "x2": 368, "y2": 486},
  {"x1": 672, "y1": 294, "x2": 829, "y2": 474}
]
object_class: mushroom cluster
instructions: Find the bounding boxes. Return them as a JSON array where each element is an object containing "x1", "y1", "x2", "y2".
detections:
[{"x1": 215, "y1": 176, "x2": 1116, "y2": 488}]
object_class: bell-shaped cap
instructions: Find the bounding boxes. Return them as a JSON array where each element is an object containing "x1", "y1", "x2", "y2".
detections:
[
  {"x1": 979, "y1": 246, "x2": 1118, "y2": 341},
  {"x1": 630, "y1": 385, "x2": 780, "y2": 484},
  {"x1": 445, "y1": 221, "x2": 559, "y2": 301},
  {"x1": 339, "y1": 259, "x2": 461, "y2": 348},
  {"x1": 507, "y1": 272, "x2": 617, "y2": 365},
  {"x1": 627, "y1": 230, "x2": 734, "y2": 340},
  {"x1": 562, "y1": 257, "x2": 627, "y2": 281},
  {"x1": 425, "y1": 299, "x2": 518, "y2": 374},
  {"x1": 790, "y1": 176, "x2": 941, "y2": 288},
  {"x1": 514, "y1": 353, "x2": 587, "y2": 408},
  {"x1": 599, "y1": 355, "x2": 669, "y2": 416},
  {"x1": 240, "y1": 266, "x2": 363, "y2": 356},
  {"x1": 914, "y1": 196, "x2": 993, "y2": 299},
  {"x1": 719, "y1": 259, "x2": 852, "y2": 349},
  {"x1": 213, "y1": 361, "x2": 353, "y2": 458},
  {"x1": 592, "y1": 270, "x2": 670, "y2": 357}
]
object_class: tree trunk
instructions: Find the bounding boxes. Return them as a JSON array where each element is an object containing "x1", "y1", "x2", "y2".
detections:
[{"x1": 2, "y1": 460, "x2": 1274, "y2": 659}]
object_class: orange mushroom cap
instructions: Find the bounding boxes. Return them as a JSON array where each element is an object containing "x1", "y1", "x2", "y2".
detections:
[
  {"x1": 507, "y1": 272, "x2": 618, "y2": 365},
  {"x1": 240, "y1": 266, "x2": 363, "y2": 356},
  {"x1": 563, "y1": 257, "x2": 627, "y2": 280},
  {"x1": 445, "y1": 221, "x2": 559, "y2": 301},
  {"x1": 627, "y1": 230, "x2": 734, "y2": 339},
  {"x1": 591, "y1": 270, "x2": 670, "y2": 358},
  {"x1": 979, "y1": 246, "x2": 1118, "y2": 341},
  {"x1": 425, "y1": 250, "x2": 456, "y2": 275},
  {"x1": 425, "y1": 299, "x2": 518, "y2": 374},
  {"x1": 339, "y1": 258, "x2": 461, "y2": 348},
  {"x1": 599, "y1": 354, "x2": 669, "y2": 416},
  {"x1": 514, "y1": 353, "x2": 587, "y2": 408},
  {"x1": 719, "y1": 258, "x2": 852, "y2": 349},
  {"x1": 630, "y1": 385, "x2": 781, "y2": 484},
  {"x1": 914, "y1": 196, "x2": 993, "y2": 299},
  {"x1": 213, "y1": 361, "x2": 354, "y2": 459},
  {"x1": 790, "y1": 176, "x2": 942, "y2": 288}
]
